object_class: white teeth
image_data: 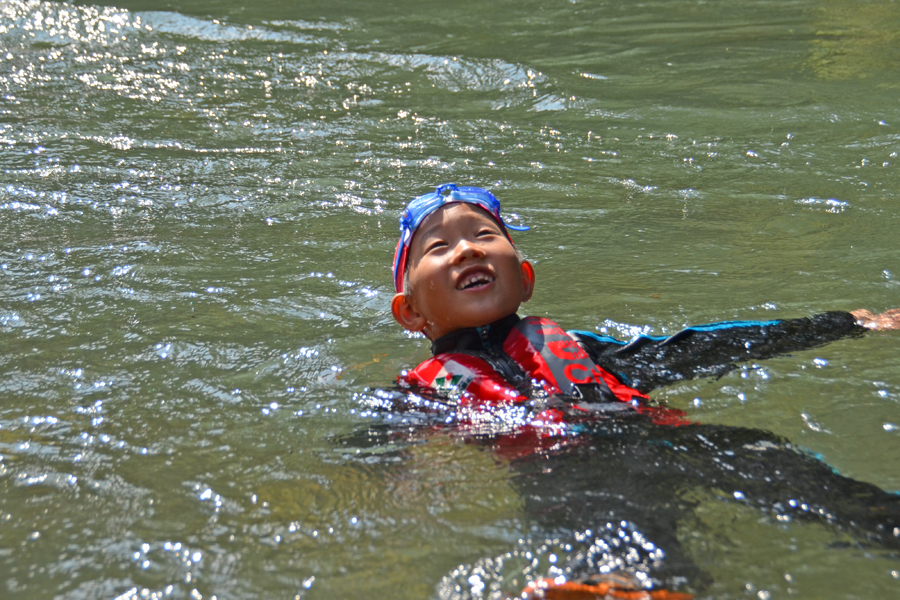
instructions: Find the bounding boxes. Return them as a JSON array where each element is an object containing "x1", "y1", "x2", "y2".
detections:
[{"x1": 458, "y1": 273, "x2": 493, "y2": 290}]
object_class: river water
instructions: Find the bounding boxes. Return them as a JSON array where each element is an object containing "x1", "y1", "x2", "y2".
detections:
[{"x1": 2, "y1": 0, "x2": 899, "y2": 598}]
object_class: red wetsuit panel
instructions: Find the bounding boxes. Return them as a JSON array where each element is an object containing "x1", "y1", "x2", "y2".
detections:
[
  {"x1": 502, "y1": 321, "x2": 562, "y2": 396},
  {"x1": 401, "y1": 316, "x2": 685, "y2": 429},
  {"x1": 505, "y1": 317, "x2": 648, "y2": 402},
  {"x1": 403, "y1": 354, "x2": 526, "y2": 408}
]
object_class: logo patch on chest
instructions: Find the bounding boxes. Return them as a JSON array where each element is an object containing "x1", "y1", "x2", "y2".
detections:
[{"x1": 433, "y1": 373, "x2": 474, "y2": 392}]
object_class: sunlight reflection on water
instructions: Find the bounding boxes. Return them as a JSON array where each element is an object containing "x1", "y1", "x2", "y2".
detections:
[{"x1": 2, "y1": 0, "x2": 900, "y2": 598}]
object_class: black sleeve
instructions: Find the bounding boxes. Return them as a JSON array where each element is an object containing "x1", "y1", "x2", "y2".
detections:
[{"x1": 571, "y1": 311, "x2": 866, "y2": 394}]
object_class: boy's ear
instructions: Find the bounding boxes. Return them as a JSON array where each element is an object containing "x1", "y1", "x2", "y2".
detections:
[
  {"x1": 520, "y1": 260, "x2": 535, "y2": 302},
  {"x1": 391, "y1": 293, "x2": 427, "y2": 332}
]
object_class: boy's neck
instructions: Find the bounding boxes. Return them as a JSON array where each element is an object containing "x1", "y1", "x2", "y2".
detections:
[{"x1": 430, "y1": 313, "x2": 521, "y2": 355}]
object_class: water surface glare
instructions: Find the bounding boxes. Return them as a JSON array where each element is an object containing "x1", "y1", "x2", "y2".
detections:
[{"x1": 2, "y1": 0, "x2": 900, "y2": 598}]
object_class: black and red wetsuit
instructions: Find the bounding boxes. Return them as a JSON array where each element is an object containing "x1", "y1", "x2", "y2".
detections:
[
  {"x1": 381, "y1": 310, "x2": 900, "y2": 573},
  {"x1": 400, "y1": 311, "x2": 864, "y2": 429},
  {"x1": 384, "y1": 310, "x2": 900, "y2": 578}
]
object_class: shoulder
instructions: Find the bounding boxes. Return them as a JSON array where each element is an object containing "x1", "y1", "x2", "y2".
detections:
[
  {"x1": 507, "y1": 316, "x2": 569, "y2": 341},
  {"x1": 405, "y1": 353, "x2": 503, "y2": 392}
]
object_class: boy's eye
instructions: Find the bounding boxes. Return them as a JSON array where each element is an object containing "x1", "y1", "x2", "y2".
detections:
[
  {"x1": 424, "y1": 239, "x2": 447, "y2": 253},
  {"x1": 477, "y1": 228, "x2": 500, "y2": 237}
]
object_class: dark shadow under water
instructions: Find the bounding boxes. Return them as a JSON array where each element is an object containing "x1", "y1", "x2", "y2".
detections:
[
  {"x1": 342, "y1": 397, "x2": 900, "y2": 597},
  {"x1": 506, "y1": 418, "x2": 900, "y2": 588}
]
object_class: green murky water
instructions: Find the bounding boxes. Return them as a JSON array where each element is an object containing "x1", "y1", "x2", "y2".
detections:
[{"x1": 2, "y1": 0, "x2": 899, "y2": 598}]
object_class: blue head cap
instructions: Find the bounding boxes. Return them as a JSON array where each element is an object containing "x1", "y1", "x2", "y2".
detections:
[{"x1": 392, "y1": 183, "x2": 528, "y2": 293}]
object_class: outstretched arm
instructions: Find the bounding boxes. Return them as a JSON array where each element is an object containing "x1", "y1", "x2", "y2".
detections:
[
  {"x1": 851, "y1": 308, "x2": 900, "y2": 330},
  {"x1": 573, "y1": 311, "x2": 868, "y2": 394}
]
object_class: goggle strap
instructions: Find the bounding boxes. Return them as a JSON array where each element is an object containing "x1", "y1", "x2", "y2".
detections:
[{"x1": 503, "y1": 221, "x2": 530, "y2": 231}]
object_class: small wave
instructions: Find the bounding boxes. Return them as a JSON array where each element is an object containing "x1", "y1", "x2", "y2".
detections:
[
  {"x1": 264, "y1": 19, "x2": 356, "y2": 32},
  {"x1": 796, "y1": 197, "x2": 849, "y2": 213},
  {"x1": 141, "y1": 12, "x2": 324, "y2": 46},
  {"x1": 341, "y1": 51, "x2": 545, "y2": 93},
  {"x1": 437, "y1": 524, "x2": 666, "y2": 600}
]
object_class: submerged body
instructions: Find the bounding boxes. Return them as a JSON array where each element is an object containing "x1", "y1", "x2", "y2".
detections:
[
  {"x1": 381, "y1": 311, "x2": 900, "y2": 594},
  {"x1": 387, "y1": 310, "x2": 899, "y2": 594}
]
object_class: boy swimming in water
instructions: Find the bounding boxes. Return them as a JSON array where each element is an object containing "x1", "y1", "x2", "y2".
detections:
[
  {"x1": 390, "y1": 183, "x2": 899, "y2": 418},
  {"x1": 386, "y1": 183, "x2": 899, "y2": 598}
]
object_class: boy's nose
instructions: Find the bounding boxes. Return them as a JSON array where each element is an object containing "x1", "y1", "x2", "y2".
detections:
[{"x1": 450, "y1": 239, "x2": 485, "y2": 263}]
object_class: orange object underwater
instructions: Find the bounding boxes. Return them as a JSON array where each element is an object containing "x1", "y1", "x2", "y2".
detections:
[{"x1": 519, "y1": 573, "x2": 693, "y2": 600}]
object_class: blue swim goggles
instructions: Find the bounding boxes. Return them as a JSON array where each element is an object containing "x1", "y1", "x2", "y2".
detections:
[{"x1": 392, "y1": 183, "x2": 529, "y2": 293}]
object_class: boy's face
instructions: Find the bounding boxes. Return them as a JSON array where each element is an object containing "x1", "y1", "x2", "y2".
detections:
[{"x1": 391, "y1": 203, "x2": 534, "y2": 340}]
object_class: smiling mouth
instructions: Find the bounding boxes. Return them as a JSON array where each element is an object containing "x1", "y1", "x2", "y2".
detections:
[{"x1": 457, "y1": 272, "x2": 494, "y2": 290}]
